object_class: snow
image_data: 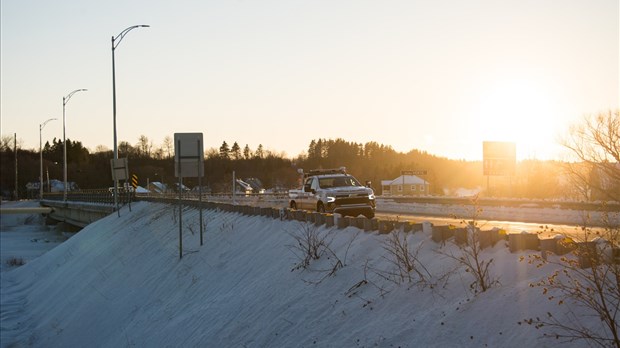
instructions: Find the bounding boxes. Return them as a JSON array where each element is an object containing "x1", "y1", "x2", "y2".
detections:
[
  {"x1": 0, "y1": 201, "x2": 67, "y2": 273},
  {"x1": 0, "y1": 200, "x2": 606, "y2": 347},
  {"x1": 135, "y1": 186, "x2": 149, "y2": 193}
]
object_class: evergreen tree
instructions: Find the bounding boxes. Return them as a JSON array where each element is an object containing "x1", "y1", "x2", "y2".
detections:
[
  {"x1": 255, "y1": 144, "x2": 264, "y2": 159},
  {"x1": 219, "y1": 141, "x2": 230, "y2": 159},
  {"x1": 231, "y1": 142, "x2": 241, "y2": 160},
  {"x1": 243, "y1": 144, "x2": 252, "y2": 159}
]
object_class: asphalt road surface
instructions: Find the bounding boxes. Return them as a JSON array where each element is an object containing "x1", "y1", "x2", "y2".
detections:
[{"x1": 376, "y1": 212, "x2": 600, "y2": 240}]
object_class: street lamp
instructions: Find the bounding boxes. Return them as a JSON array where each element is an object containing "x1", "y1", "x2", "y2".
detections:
[
  {"x1": 63, "y1": 88, "x2": 87, "y2": 201},
  {"x1": 112, "y1": 24, "x2": 149, "y2": 211},
  {"x1": 40, "y1": 118, "x2": 57, "y2": 199}
]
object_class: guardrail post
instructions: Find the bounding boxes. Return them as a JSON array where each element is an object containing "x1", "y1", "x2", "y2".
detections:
[
  {"x1": 378, "y1": 220, "x2": 394, "y2": 234},
  {"x1": 454, "y1": 227, "x2": 468, "y2": 245},
  {"x1": 313, "y1": 213, "x2": 324, "y2": 226},
  {"x1": 337, "y1": 215, "x2": 349, "y2": 229},
  {"x1": 431, "y1": 225, "x2": 453, "y2": 243},
  {"x1": 508, "y1": 233, "x2": 540, "y2": 253},
  {"x1": 325, "y1": 214, "x2": 335, "y2": 227},
  {"x1": 363, "y1": 218, "x2": 376, "y2": 232},
  {"x1": 409, "y1": 223, "x2": 423, "y2": 233}
]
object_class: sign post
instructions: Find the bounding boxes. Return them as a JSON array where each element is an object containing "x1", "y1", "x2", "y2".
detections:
[
  {"x1": 174, "y1": 133, "x2": 204, "y2": 259},
  {"x1": 111, "y1": 158, "x2": 129, "y2": 216}
]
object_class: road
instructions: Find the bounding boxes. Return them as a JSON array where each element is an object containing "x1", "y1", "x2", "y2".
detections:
[
  {"x1": 375, "y1": 211, "x2": 590, "y2": 239},
  {"x1": 140, "y1": 193, "x2": 614, "y2": 240},
  {"x1": 243, "y1": 196, "x2": 601, "y2": 239}
]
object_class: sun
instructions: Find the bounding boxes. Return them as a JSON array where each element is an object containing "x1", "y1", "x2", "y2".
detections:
[{"x1": 475, "y1": 78, "x2": 562, "y2": 159}]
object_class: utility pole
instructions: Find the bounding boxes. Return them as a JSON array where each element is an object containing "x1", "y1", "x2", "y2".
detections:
[{"x1": 14, "y1": 133, "x2": 18, "y2": 200}]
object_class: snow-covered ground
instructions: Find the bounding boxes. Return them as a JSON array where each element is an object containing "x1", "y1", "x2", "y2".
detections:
[
  {"x1": 0, "y1": 200, "x2": 612, "y2": 347},
  {"x1": 0, "y1": 201, "x2": 67, "y2": 273}
]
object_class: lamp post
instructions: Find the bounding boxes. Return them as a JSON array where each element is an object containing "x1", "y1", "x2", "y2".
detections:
[
  {"x1": 112, "y1": 24, "x2": 149, "y2": 211},
  {"x1": 40, "y1": 118, "x2": 57, "y2": 199},
  {"x1": 63, "y1": 89, "x2": 87, "y2": 201}
]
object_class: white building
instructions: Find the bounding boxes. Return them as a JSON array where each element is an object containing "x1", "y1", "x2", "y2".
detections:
[{"x1": 381, "y1": 175, "x2": 429, "y2": 196}]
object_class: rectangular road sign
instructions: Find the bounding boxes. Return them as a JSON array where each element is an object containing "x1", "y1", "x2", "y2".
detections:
[
  {"x1": 483, "y1": 141, "x2": 516, "y2": 176},
  {"x1": 174, "y1": 133, "x2": 204, "y2": 178},
  {"x1": 401, "y1": 170, "x2": 427, "y2": 175},
  {"x1": 110, "y1": 158, "x2": 129, "y2": 181}
]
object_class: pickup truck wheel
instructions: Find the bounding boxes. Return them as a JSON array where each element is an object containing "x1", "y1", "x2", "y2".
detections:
[
  {"x1": 290, "y1": 201, "x2": 297, "y2": 209},
  {"x1": 317, "y1": 202, "x2": 325, "y2": 213}
]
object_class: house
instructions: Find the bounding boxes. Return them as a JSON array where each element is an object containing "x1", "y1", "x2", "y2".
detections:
[
  {"x1": 147, "y1": 182, "x2": 167, "y2": 194},
  {"x1": 381, "y1": 175, "x2": 429, "y2": 196}
]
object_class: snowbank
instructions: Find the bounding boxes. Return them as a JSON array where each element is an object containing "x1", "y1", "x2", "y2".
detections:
[{"x1": 0, "y1": 202, "x2": 595, "y2": 347}]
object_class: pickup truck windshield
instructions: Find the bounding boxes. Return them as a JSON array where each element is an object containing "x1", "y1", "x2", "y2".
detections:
[{"x1": 318, "y1": 175, "x2": 361, "y2": 189}]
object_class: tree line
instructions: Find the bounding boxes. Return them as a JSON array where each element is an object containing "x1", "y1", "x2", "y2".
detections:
[
  {"x1": 1, "y1": 110, "x2": 618, "y2": 201},
  {"x1": 0, "y1": 135, "x2": 582, "y2": 200}
]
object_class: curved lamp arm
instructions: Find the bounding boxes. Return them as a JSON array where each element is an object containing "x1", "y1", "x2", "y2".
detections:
[
  {"x1": 113, "y1": 25, "x2": 150, "y2": 50},
  {"x1": 64, "y1": 89, "x2": 87, "y2": 105},
  {"x1": 40, "y1": 118, "x2": 57, "y2": 130}
]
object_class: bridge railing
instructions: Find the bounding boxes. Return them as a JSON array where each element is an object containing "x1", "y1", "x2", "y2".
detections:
[
  {"x1": 42, "y1": 189, "x2": 134, "y2": 205},
  {"x1": 136, "y1": 191, "x2": 289, "y2": 208},
  {"x1": 41, "y1": 190, "x2": 289, "y2": 207}
]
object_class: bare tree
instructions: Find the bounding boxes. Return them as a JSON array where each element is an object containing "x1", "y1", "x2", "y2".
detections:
[
  {"x1": 162, "y1": 136, "x2": 173, "y2": 159},
  {"x1": 118, "y1": 141, "x2": 135, "y2": 158},
  {"x1": 438, "y1": 195, "x2": 498, "y2": 294},
  {"x1": 286, "y1": 223, "x2": 360, "y2": 284},
  {"x1": 521, "y1": 111, "x2": 620, "y2": 346},
  {"x1": 94, "y1": 144, "x2": 110, "y2": 153},
  {"x1": 0, "y1": 135, "x2": 22, "y2": 152},
  {"x1": 152, "y1": 147, "x2": 164, "y2": 160},
  {"x1": 136, "y1": 135, "x2": 151, "y2": 158},
  {"x1": 560, "y1": 110, "x2": 620, "y2": 202},
  {"x1": 523, "y1": 212, "x2": 619, "y2": 347},
  {"x1": 377, "y1": 231, "x2": 432, "y2": 287}
]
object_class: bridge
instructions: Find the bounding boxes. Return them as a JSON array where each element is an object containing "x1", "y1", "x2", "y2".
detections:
[
  {"x1": 36, "y1": 189, "x2": 288, "y2": 228},
  {"x1": 30, "y1": 189, "x2": 618, "y2": 265},
  {"x1": 0, "y1": 188, "x2": 604, "y2": 267},
  {"x1": 32, "y1": 189, "x2": 619, "y2": 228}
]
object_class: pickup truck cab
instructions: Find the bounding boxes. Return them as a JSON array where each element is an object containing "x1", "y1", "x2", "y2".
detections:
[{"x1": 289, "y1": 168, "x2": 375, "y2": 218}]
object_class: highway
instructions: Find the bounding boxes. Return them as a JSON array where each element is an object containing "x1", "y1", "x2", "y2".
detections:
[
  {"x1": 375, "y1": 211, "x2": 590, "y2": 239},
  {"x1": 160, "y1": 193, "x2": 613, "y2": 239},
  {"x1": 43, "y1": 190, "x2": 613, "y2": 240}
]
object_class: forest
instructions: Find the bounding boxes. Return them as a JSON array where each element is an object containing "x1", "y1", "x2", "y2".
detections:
[{"x1": 0, "y1": 135, "x2": 577, "y2": 200}]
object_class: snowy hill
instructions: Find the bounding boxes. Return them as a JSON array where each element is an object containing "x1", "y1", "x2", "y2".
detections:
[{"x1": 0, "y1": 201, "x2": 604, "y2": 347}]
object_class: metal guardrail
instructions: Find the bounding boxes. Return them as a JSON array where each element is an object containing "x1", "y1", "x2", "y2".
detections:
[
  {"x1": 384, "y1": 196, "x2": 620, "y2": 212},
  {"x1": 41, "y1": 190, "x2": 618, "y2": 214},
  {"x1": 137, "y1": 192, "x2": 289, "y2": 209},
  {"x1": 1, "y1": 207, "x2": 54, "y2": 214},
  {"x1": 41, "y1": 190, "x2": 289, "y2": 208},
  {"x1": 42, "y1": 189, "x2": 133, "y2": 205}
]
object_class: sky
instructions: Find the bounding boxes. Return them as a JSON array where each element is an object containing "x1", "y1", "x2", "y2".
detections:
[
  {"x1": 1, "y1": 0, "x2": 618, "y2": 161},
  {"x1": 1, "y1": 200, "x2": 610, "y2": 347}
]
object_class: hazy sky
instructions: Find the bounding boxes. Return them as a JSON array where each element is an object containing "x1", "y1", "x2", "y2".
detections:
[{"x1": 1, "y1": 0, "x2": 618, "y2": 161}]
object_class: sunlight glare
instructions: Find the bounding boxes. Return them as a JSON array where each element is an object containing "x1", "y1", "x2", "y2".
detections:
[{"x1": 476, "y1": 79, "x2": 561, "y2": 159}]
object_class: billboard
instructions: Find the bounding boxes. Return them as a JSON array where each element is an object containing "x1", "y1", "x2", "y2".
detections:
[{"x1": 483, "y1": 141, "x2": 516, "y2": 176}]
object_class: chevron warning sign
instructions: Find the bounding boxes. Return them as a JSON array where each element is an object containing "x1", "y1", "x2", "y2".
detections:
[{"x1": 131, "y1": 174, "x2": 138, "y2": 189}]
